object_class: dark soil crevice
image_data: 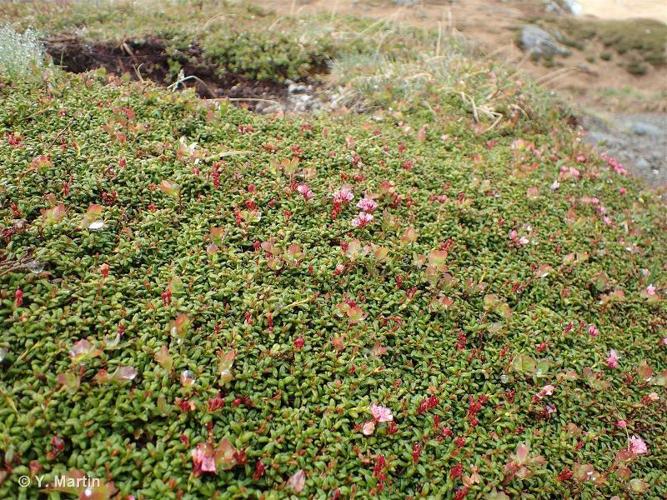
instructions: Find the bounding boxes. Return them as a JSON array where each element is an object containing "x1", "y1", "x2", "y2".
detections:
[{"x1": 44, "y1": 36, "x2": 290, "y2": 109}]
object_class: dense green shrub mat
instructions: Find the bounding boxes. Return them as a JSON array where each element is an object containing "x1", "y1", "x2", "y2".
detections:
[{"x1": 1, "y1": 74, "x2": 665, "y2": 498}]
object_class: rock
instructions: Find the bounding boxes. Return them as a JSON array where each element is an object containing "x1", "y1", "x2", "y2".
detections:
[
  {"x1": 635, "y1": 158, "x2": 651, "y2": 170},
  {"x1": 285, "y1": 80, "x2": 323, "y2": 113},
  {"x1": 287, "y1": 81, "x2": 309, "y2": 95},
  {"x1": 581, "y1": 112, "x2": 667, "y2": 186},
  {"x1": 562, "y1": 0, "x2": 582, "y2": 16},
  {"x1": 520, "y1": 25, "x2": 570, "y2": 58},
  {"x1": 544, "y1": 1, "x2": 579, "y2": 16},
  {"x1": 544, "y1": 2, "x2": 564, "y2": 15},
  {"x1": 630, "y1": 122, "x2": 661, "y2": 137}
]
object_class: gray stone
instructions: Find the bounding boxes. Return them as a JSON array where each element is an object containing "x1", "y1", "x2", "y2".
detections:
[
  {"x1": 544, "y1": 2, "x2": 564, "y2": 15},
  {"x1": 635, "y1": 158, "x2": 650, "y2": 170},
  {"x1": 630, "y1": 122, "x2": 661, "y2": 137},
  {"x1": 520, "y1": 24, "x2": 570, "y2": 58}
]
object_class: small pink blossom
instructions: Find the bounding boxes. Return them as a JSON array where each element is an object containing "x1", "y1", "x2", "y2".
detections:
[
  {"x1": 352, "y1": 212, "x2": 373, "y2": 228},
  {"x1": 580, "y1": 196, "x2": 600, "y2": 205},
  {"x1": 646, "y1": 284, "x2": 656, "y2": 296},
  {"x1": 662, "y1": 337, "x2": 667, "y2": 346},
  {"x1": 559, "y1": 165, "x2": 580, "y2": 180},
  {"x1": 70, "y1": 339, "x2": 92, "y2": 359},
  {"x1": 333, "y1": 185, "x2": 354, "y2": 203},
  {"x1": 287, "y1": 469, "x2": 306, "y2": 493},
  {"x1": 606, "y1": 349, "x2": 619, "y2": 369},
  {"x1": 356, "y1": 196, "x2": 378, "y2": 213},
  {"x1": 616, "y1": 420, "x2": 627, "y2": 428},
  {"x1": 602, "y1": 153, "x2": 628, "y2": 176},
  {"x1": 370, "y1": 404, "x2": 393, "y2": 422},
  {"x1": 509, "y1": 230, "x2": 529, "y2": 246},
  {"x1": 588, "y1": 324, "x2": 600, "y2": 337},
  {"x1": 192, "y1": 443, "x2": 216, "y2": 475},
  {"x1": 629, "y1": 435, "x2": 648, "y2": 455},
  {"x1": 115, "y1": 366, "x2": 138, "y2": 382},
  {"x1": 362, "y1": 420, "x2": 376, "y2": 436},
  {"x1": 296, "y1": 184, "x2": 314, "y2": 201},
  {"x1": 535, "y1": 385, "x2": 555, "y2": 400}
]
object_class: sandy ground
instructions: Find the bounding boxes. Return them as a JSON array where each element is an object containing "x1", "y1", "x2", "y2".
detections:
[{"x1": 577, "y1": 0, "x2": 667, "y2": 24}]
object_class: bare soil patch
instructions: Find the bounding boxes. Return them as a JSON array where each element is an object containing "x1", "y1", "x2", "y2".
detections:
[{"x1": 45, "y1": 36, "x2": 289, "y2": 110}]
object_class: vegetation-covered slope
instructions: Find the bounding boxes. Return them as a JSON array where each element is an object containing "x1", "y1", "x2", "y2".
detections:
[{"x1": 1, "y1": 2, "x2": 666, "y2": 499}]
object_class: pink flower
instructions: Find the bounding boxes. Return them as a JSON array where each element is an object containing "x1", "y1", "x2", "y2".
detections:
[
  {"x1": 296, "y1": 184, "x2": 314, "y2": 201},
  {"x1": 362, "y1": 420, "x2": 376, "y2": 436},
  {"x1": 333, "y1": 185, "x2": 354, "y2": 203},
  {"x1": 602, "y1": 153, "x2": 628, "y2": 175},
  {"x1": 588, "y1": 324, "x2": 600, "y2": 337},
  {"x1": 662, "y1": 337, "x2": 667, "y2": 346},
  {"x1": 356, "y1": 196, "x2": 378, "y2": 213},
  {"x1": 287, "y1": 469, "x2": 306, "y2": 493},
  {"x1": 559, "y1": 166, "x2": 580, "y2": 180},
  {"x1": 508, "y1": 230, "x2": 529, "y2": 246},
  {"x1": 606, "y1": 349, "x2": 619, "y2": 368},
  {"x1": 70, "y1": 339, "x2": 93, "y2": 359},
  {"x1": 616, "y1": 420, "x2": 627, "y2": 428},
  {"x1": 362, "y1": 404, "x2": 394, "y2": 436},
  {"x1": 629, "y1": 435, "x2": 648, "y2": 455},
  {"x1": 535, "y1": 385, "x2": 555, "y2": 400},
  {"x1": 352, "y1": 212, "x2": 373, "y2": 228},
  {"x1": 192, "y1": 443, "x2": 216, "y2": 475},
  {"x1": 370, "y1": 404, "x2": 393, "y2": 422},
  {"x1": 115, "y1": 366, "x2": 138, "y2": 382},
  {"x1": 646, "y1": 284, "x2": 656, "y2": 296}
]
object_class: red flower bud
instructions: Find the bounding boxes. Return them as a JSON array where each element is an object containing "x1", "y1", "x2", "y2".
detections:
[{"x1": 253, "y1": 460, "x2": 266, "y2": 480}]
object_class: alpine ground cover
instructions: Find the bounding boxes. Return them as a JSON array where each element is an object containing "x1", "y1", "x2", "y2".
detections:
[{"x1": 1, "y1": 2, "x2": 667, "y2": 499}]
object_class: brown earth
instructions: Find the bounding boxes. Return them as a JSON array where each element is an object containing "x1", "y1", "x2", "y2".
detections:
[{"x1": 45, "y1": 36, "x2": 288, "y2": 110}]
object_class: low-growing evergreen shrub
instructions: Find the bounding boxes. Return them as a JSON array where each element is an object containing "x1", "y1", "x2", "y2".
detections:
[{"x1": 0, "y1": 72, "x2": 665, "y2": 498}]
